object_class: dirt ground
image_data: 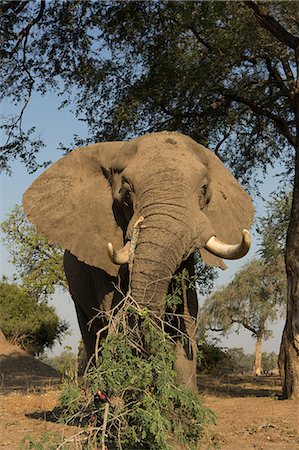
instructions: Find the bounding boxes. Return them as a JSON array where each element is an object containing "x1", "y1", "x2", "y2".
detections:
[
  {"x1": 198, "y1": 374, "x2": 299, "y2": 449},
  {"x1": 0, "y1": 342, "x2": 298, "y2": 449}
]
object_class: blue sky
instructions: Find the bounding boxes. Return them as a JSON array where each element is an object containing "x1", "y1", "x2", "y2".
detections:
[{"x1": 0, "y1": 91, "x2": 285, "y2": 356}]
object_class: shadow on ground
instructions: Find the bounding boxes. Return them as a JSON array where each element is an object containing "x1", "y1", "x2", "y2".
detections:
[
  {"x1": 197, "y1": 373, "x2": 282, "y2": 398},
  {"x1": 0, "y1": 352, "x2": 61, "y2": 394},
  {"x1": 26, "y1": 406, "x2": 62, "y2": 423}
]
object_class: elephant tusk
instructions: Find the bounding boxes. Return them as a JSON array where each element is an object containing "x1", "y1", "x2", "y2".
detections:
[
  {"x1": 107, "y1": 241, "x2": 131, "y2": 265},
  {"x1": 204, "y1": 229, "x2": 251, "y2": 260},
  {"x1": 107, "y1": 216, "x2": 144, "y2": 266}
]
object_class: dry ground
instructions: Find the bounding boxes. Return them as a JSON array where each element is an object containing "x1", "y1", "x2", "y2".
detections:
[
  {"x1": 199, "y1": 374, "x2": 299, "y2": 449},
  {"x1": 0, "y1": 341, "x2": 298, "y2": 449}
]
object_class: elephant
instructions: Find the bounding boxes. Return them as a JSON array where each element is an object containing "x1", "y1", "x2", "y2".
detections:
[{"x1": 23, "y1": 131, "x2": 254, "y2": 392}]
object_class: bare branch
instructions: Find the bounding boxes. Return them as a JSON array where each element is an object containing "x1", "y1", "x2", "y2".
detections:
[
  {"x1": 209, "y1": 327, "x2": 225, "y2": 332},
  {"x1": 213, "y1": 128, "x2": 233, "y2": 157},
  {"x1": 230, "y1": 318, "x2": 257, "y2": 336},
  {"x1": 285, "y1": 8, "x2": 299, "y2": 28},
  {"x1": 212, "y1": 106, "x2": 248, "y2": 156}
]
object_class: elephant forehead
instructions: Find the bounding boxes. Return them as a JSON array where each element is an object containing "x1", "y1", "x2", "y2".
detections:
[
  {"x1": 126, "y1": 138, "x2": 206, "y2": 180},
  {"x1": 136, "y1": 132, "x2": 192, "y2": 156}
]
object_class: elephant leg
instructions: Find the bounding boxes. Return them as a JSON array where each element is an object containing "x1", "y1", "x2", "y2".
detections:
[
  {"x1": 174, "y1": 339, "x2": 197, "y2": 392},
  {"x1": 172, "y1": 257, "x2": 198, "y2": 393},
  {"x1": 74, "y1": 301, "x2": 96, "y2": 361},
  {"x1": 173, "y1": 297, "x2": 198, "y2": 393},
  {"x1": 64, "y1": 251, "x2": 115, "y2": 363}
]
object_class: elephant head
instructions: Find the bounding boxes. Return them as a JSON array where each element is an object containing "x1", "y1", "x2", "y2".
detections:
[{"x1": 23, "y1": 132, "x2": 254, "y2": 315}]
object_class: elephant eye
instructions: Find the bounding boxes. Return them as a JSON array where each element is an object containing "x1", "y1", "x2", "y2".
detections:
[
  {"x1": 200, "y1": 183, "x2": 210, "y2": 199},
  {"x1": 199, "y1": 182, "x2": 211, "y2": 209},
  {"x1": 120, "y1": 181, "x2": 132, "y2": 206}
]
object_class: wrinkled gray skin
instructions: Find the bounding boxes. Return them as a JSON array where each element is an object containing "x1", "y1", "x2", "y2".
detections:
[{"x1": 23, "y1": 132, "x2": 254, "y2": 392}]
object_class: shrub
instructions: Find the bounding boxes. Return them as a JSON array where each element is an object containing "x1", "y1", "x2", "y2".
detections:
[
  {"x1": 0, "y1": 279, "x2": 68, "y2": 355},
  {"x1": 58, "y1": 304, "x2": 214, "y2": 449},
  {"x1": 41, "y1": 348, "x2": 78, "y2": 381},
  {"x1": 197, "y1": 342, "x2": 233, "y2": 374}
]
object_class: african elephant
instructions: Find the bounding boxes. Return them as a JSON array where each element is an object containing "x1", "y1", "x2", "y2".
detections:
[{"x1": 23, "y1": 131, "x2": 254, "y2": 392}]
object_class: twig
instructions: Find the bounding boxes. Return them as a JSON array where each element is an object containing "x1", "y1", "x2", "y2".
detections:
[
  {"x1": 101, "y1": 402, "x2": 110, "y2": 450},
  {"x1": 55, "y1": 430, "x2": 86, "y2": 449}
]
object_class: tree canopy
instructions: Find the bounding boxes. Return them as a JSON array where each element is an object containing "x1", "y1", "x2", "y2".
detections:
[
  {"x1": 0, "y1": 279, "x2": 68, "y2": 355},
  {"x1": 0, "y1": 1, "x2": 297, "y2": 184}
]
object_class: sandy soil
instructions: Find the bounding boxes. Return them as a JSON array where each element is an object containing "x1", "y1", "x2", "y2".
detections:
[
  {"x1": 0, "y1": 341, "x2": 298, "y2": 449},
  {"x1": 199, "y1": 374, "x2": 299, "y2": 450}
]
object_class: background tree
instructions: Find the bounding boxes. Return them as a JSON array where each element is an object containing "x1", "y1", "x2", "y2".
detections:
[
  {"x1": 262, "y1": 351, "x2": 279, "y2": 373},
  {"x1": 201, "y1": 192, "x2": 290, "y2": 375},
  {"x1": 1, "y1": 1, "x2": 298, "y2": 397},
  {"x1": 41, "y1": 347, "x2": 78, "y2": 380},
  {"x1": 257, "y1": 191, "x2": 292, "y2": 264},
  {"x1": 226, "y1": 348, "x2": 255, "y2": 374},
  {"x1": 200, "y1": 258, "x2": 286, "y2": 376},
  {"x1": 0, "y1": 279, "x2": 68, "y2": 355},
  {"x1": 1, "y1": 204, "x2": 67, "y2": 299}
]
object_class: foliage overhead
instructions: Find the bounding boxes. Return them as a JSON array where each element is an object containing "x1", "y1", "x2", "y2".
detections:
[
  {"x1": 0, "y1": 1, "x2": 298, "y2": 190},
  {"x1": 0, "y1": 279, "x2": 68, "y2": 355},
  {"x1": 1, "y1": 204, "x2": 67, "y2": 299}
]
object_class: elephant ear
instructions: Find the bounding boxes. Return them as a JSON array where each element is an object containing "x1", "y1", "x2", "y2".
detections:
[
  {"x1": 23, "y1": 142, "x2": 134, "y2": 276},
  {"x1": 194, "y1": 143, "x2": 255, "y2": 269}
]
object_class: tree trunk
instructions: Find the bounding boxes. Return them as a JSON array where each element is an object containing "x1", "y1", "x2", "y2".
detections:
[
  {"x1": 279, "y1": 79, "x2": 299, "y2": 398},
  {"x1": 254, "y1": 333, "x2": 263, "y2": 376},
  {"x1": 278, "y1": 169, "x2": 299, "y2": 398}
]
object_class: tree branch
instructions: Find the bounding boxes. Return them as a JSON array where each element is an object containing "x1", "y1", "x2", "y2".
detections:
[
  {"x1": 0, "y1": 1, "x2": 29, "y2": 14},
  {"x1": 9, "y1": 1, "x2": 45, "y2": 57},
  {"x1": 245, "y1": 1, "x2": 299, "y2": 50},
  {"x1": 281, "y1": 59, "x2": 295, "y2": 84},
  {"x1": 231, "y1": 318, "x2": 257, "y2": 336},
  {"x1": 285, "y1": 8, "x2": 299, "y2": 28},
  {"x1": 213, "y1": 128, "x2": 232, "y2": 157},
  {"x1": 213, "y1": 106, "x2": 248, "y2": 156},
  {"x1": 209, "y1": 327, "x2": 225, "y2": 332},
  {"x1": 189, "y1": 24, "x2": 213, "y2": 52},
  {"x1": 264, "y1": 56, "x2": 293, "y2": 101},
  {"x1": 223, "y1": 90, "x2": 296, "y2": 147}
]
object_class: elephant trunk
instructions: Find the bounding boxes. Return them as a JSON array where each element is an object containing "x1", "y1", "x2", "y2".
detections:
[
  {"x1": 129, "y1": 207, "x2": 213, "y2": 314},
  {"x1": 130, "y1": 223, "x2": 182, "y2": 313}
]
